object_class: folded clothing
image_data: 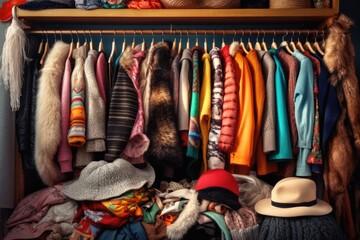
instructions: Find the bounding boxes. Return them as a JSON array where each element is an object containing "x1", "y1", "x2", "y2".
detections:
[{"x1": 18, "y1": 0, "x2": 75, "y2": 10}]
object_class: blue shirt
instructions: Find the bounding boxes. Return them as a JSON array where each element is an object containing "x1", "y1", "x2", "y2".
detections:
[
  {"x1": 267, "y1": 49, "x2": 292, "y2": 162},
  {"x1": 293, "y1": 50, "x2": 314, "y2": 176}
]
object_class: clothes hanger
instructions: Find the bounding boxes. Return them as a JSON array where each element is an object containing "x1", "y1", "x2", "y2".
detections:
[
  {"x1": 121, "y1": 31, "x2": 126, "y2": 54},
  {"x1": 178, "y1": 31, "x2": 182, "y2": 54},
  {"x1": 98, "y1": 30, "x2": 104, "y2": 52},
  {"x1": 204, "y1": 31, "x2": 207, "y2": 53},
  {"x1": 150, "y1": 31, "x2": 154, "y2": 47},
  {"x1": 141, "y1": 30, "x2": 146, "y2": 52},
  {"x1": 212, "y1": 30, "x2": 216, "y2": 49},
  {"x1": 40, "y1": 30, "x2": 49, "y2": 65},
  {"x1": 108, "y1": 31, "x2": 117, "y2": 64},
  {"x1": 82, "y1": 30, "x2": 88, "y2": 52},
  {"x1": 279, "y1": 30, "x2": 293, "y2": 54},
  {"x1": 239, "y1": 30, "x2": 249, "y2": 54},
  {"x1": 221, "y1": 31, "x2": 225, "y2": 48},
  {"x1": 255, "y1": 30, "x2": 262, "y2": 51},
  {"x1": 37, "y1": 30, "x2": 44, "y2": 54},
  {"x1": 261, "y1": 30, "x2": 268, "y2": 51},
  {"x1": 131, "y1": 31, "x2": 136, "y2": 49},
  {"x1": 67, "y1": 31, "x2": 74, "y2": 60},
  {"x1": 246, "y1": 30, "x2": 254, "y2": 51},
  {"x1": 186, "y1": 30, "x2": 190, "y2": 49},
  {"x1": 312, "y1": 30, "x2": 325, "y2": 55},
  {"x1": 75, "y1": 30, "x2": 80, "y2": 49},
  {"x1": 271, "y1": 30, "x2": 278, "y2": 49},
  {"x1": 296, "y1": 30, "x2": 306, "y2": 52},
  {"x1": 88, "y1": 30, "x2": 94, "y2": 51},
  {"x1": 289, "y1": 30, "x2": 297, "y2": 52},
  {"x1": 304, "y1": 30, "x2": 316, "y2": 54},
  {"x1": 195, "y1": 30, "x2": 199, "y2": 47}
]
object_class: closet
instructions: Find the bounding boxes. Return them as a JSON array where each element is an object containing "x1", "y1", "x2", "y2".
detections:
[{"x1": 3, "y1": 0, "x2": 359, "y2": 239}]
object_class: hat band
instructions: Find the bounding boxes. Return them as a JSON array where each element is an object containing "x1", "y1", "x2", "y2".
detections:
[{"x1": 271, "y1": 199, "x2": 317, "y2": 208}]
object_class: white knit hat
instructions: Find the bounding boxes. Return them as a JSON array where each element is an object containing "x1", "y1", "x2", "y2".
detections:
[{"x1": 62, "y1": 158, "x2": 155, "y2": 201}]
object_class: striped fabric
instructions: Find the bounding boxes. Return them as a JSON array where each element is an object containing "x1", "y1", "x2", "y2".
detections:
[
  {"x1": 105, "y1": 67, "x2": 138, "y2": 162},
  {"x1": 68, "y1": 46, "x2": 87, "y2": 147},
  {"x1": 207, "y1": 48, "x2": 227, "y2": 170}
]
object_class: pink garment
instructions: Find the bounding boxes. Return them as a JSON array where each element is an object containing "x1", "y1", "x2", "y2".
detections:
[
  {"x1": 5, "y1": 222, "x2": 53, "y2": 240},
  {"x1": 6, "y1": 184, "x2": 67, "y2": 228},
  {"x1": 121, "y1": 47, "x2": 150, "y2": 164},
  {"x1": 58, "y1": 58, "x2": 73, "y2": 173},
  {"x1": 96, "y1": 51, "x2": 109, "y2": 106}
]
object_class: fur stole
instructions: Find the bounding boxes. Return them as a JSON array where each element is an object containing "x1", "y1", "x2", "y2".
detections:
[
  {"x1": 35, "y1": 41, "x2": 69, "y2": 186},
  {"x1": 323, "y1": 14, "x2": 359, "y2": 239},
  {"x1": 140, "y1": 42, "x2": 183, "y2": 169}
]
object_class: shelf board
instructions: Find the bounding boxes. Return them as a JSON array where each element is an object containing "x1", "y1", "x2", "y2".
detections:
[{"x1": 16, "y1": 8, "x2": 339, "y2": 25}]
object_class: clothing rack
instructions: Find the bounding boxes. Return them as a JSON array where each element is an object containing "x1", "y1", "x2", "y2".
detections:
[{"x1": 26, "y1": 29, "x2": 325, "y2": 36}]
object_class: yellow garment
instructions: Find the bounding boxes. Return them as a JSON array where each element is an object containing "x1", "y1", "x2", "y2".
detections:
[
  {"x1": 101, "y1": 188, "x2": 149, "y2": 218},
  {"x1": 199, "y1": 53, "x2": 212, "y2": 173},
  {"x1": 229, "y1": 50, "x2": 255, "y2": 174},
  {"x1": 246, "y1": 50, "x2": 278, "y2": 175}
]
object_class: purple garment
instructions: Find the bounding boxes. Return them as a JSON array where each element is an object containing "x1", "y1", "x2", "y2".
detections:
[
  {"x1": 58, "y1": 58, "x2": 73, "y2": 173},
  {"x1": 96, "y1": 51, "x2": 109, "y2": 107},
  {"x1": 122, "y1": 47, "x2": 150, "y2": 164}
]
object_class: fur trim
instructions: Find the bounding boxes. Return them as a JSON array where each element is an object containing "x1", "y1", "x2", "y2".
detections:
[
  {"x1": 143, "y1": 42, "x2": 183, "y2": 168},
  {"x1": 120, "y1": 46, "x2": 134, "y2": 78},
  {"x1": 35, "y1": 41, "x2": 69, "y2": 186},
  {"x1": 167, "y1": 190, "x2": 200, "y2": 240},
  {"x1": 229, "y1": 41, "x2": 241, "y2": 57}
]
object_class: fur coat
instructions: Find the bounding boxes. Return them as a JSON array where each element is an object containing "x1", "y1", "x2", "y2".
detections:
[
  {"x1": 323, "y1": 14, "x2": 360, "y2": 239},
  {"x1": 139, "y1": 42, "x2": 183, "y2": 177},
  {"x1": 35, "y1": 41, "x2": 69, "y2": 186}
]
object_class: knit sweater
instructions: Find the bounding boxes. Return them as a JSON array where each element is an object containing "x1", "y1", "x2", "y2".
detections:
[
  {"x1": 84, "y1": 49, "x2": 106, "y2": 152},
  {"x1": 68, "y1": 46, "x2": 87, "y2": 147},
  {"x1": 218, "y1": 45, "x2": 238, "y2": 153}
]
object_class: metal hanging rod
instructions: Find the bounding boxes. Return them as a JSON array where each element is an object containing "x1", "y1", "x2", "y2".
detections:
[{"x1": 26, "y1": 29, "x2": 325, "y2": 35}]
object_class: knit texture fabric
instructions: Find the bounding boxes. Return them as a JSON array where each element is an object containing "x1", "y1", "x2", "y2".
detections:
[
  {"x1": 84, "y1": 49, "x2": 106, "y2": 152},
  {"x1": 68, "y1": 46, "x2": 87, "y2": 147},
  {"x1": 207, "y1": 47, "x2": 226, "y2": 170},
  {"x1": 218, "y1": 45, "x2": 238, "y2": 153},
  {"x1": 258, "y1": 215, "x2": 346, "y2": 240}
]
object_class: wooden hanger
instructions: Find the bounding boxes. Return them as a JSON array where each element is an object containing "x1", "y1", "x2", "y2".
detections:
[
  {"x1": 98, "y1": 30, "x2": 104, "y2": 52},
  {"x1": 121, "y1": 31, "x2": 126, "y2": 54},
  {"x1": 37, "y1": 30, "x2": 44, "y2": 54},
  {"x1": 312, "y1": 30, "x2": 325, "y2": 55},
  {"x1": 280, "y1": 30, "x2": 293, "y2": 54},
  {"x1": 88, "y1": 30, "x2": 94, "y2": 51},
  {"x1": 141, "y1": 30, "x2": 146, "y2": 52},
  {"x1": 240, "y1": 30, "x2": 249, "y2": 54},
  {"x1": 203, "y1": 31, "x2": 207, "y2": 53},
  {"x1": 40, "y1": 31, "x2": 49, "y2": 65},
  {"x1": 255, "y1": 30, "x2": 262, "y2": 51},
  {"x1": 261, "y1": 30, "x2": 268, "y2": 51},
  {"x1": 221, "y1": 31, "x2": 225, "y2": 48},
  {"x1": 304, "y1": 30, "x2": 316, "y2": 54},
  {"x1": 246, "y1": 30, "x2": 253, "y2": 51},
  {"x1": 67, "y1": 31, "x2": 74, "y2": 60},
  {"x1": 178, "y1": 31, "x2": 182, "y2": 54},
  {"x1": 296, "y1": 30, "x2": 306, "y2": 52},
  {"x1": 108, "y1": 31, "x2": 117, "y2": 64},
  {"x1": 271, "y1": 30, "x2": 278, "y2": 49},
  {"x1": 289, "y1": 30, "x2": 297, "y2": 52}
]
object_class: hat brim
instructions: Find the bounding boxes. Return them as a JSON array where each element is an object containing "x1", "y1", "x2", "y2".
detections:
[{"x1": 254, "y1": 198, "x2": 332, "y2": 217}]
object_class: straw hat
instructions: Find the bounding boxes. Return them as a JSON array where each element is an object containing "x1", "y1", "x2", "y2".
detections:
[{"x1": 255, "y1": 177, "x2": 332, "y2": 217}]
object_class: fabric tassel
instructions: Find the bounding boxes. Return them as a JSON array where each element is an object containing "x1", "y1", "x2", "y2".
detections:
[{"x1": 0, "y1": 6, "x2": 29, "y2": 111}]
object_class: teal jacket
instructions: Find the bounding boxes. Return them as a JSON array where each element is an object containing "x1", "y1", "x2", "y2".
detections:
[{"x1": 292, "y1": 50, "x2": 314, "y2": 176}]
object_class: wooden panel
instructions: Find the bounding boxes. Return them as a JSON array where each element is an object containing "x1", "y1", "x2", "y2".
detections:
[{"x1": 16, "y1": 7, "x2": 339, "y2": 25}]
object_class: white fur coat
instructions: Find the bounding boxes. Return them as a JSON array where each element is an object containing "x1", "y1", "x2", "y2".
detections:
[{"x1": 35, "y1": 41, "x2": 69, "y2": 186}]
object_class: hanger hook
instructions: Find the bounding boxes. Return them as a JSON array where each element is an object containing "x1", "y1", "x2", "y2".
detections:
[
  {"x1": 88, "y1": 30, "x2": 92, "y2": 42},
  {"x1": 213, "y1": 30, "x2": 215, "y2": 44},
  {"x1": 291, "y1": 30, "x2": 294, "y2": 42},
  {"x1": 195, "y1": 30, "x2": 198, "y2": 43},
  {"x1": 321, "y1": 30, "x2": 325, "y2": 43},
  {"x1": 69, "y1": 30, "x2": 73, "y2": 42},
  {"x1": 187, "y1": 30, "x2": 189, "y2": 43},
  {"x1": 262, "y1": 29, "x2": 265, "y2": 42},
  {"x1": 100, "y1": 30, "x2": 103, "y2": 42},
  {"x1": 222, "y1": 30, "x2": 225, "y2": 44},
  {"x1": 240, "y1": 29, "x2": 244, "y2": 43},
  {"x1": 297, "y1": 30, "x2": 301, "y2": 42},
  {"x1": 306, "y1": 30, "x2": 310, "y2": 42},
  {"x1": 256, "y1": 30, "x2": 260, "y2": 42},
  {"x1": 83, "y1": 30, "x2": 87, "y2": 43},
  {"x1": 162, "y1": 30, "x2": 164, "y2": 42},
  {"x1": 204, "y1": 30, "x2": 207, "y2": 42},
  {"x1": 248, "y1": 30, "x2": 252, "y2": 43},
  {"x1": 233, "y1": 30, "x2": 236, "y2": 42},
  {"x1": 54, "y1": 30, "x2": 57, "y2": 41},
  {"x1": 282, "y1": 30, "x2": 288, "y2": 42},
  {"x1": 272, "y1": 30, "x2": 276, "y2": 43}
]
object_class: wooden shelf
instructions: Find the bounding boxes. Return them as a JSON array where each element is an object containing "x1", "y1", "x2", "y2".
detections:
[{"x1": 16, "y1": 7, "x2": 339, "y2": 25}]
